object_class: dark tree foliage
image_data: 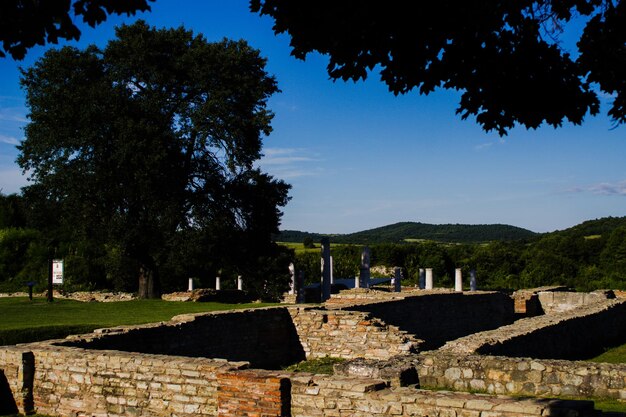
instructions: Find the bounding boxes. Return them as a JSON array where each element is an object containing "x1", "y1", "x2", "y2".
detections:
[
  {"x1": 17, "y1": 21, "x2": 291, "y2": 298},
  {"x1": 251, "y1": 0, "x2": 626, "y2": 135},
  {"x1": 0, "y1": 0, "x2": 153, "y2": 59},
  {"x1": 0, "y1": 193, "x2": 27, "y2": 229}
]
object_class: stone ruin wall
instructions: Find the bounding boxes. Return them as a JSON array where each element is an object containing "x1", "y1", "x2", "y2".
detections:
[
  {"x1": 1, "y1": 343, "x2": 605, "y2": 417},
  {"x1": 61, "y1": 308, "x2": 305, "y2": 370},
  {"x1": 340, "y1": 290, "x2": 516, "y2": 350},
  {"x1": 1, "y1": 290, "x2": 626, "y2": 416},
  {"x1": 440, "y1": 298, "x2": 626, "y2": 360},
  {"x1": 288, "y1": 307, "x2": 420, "y2": 360},
  {"x1": 537, "y1": 290, "x2": 615, "y2": 314},
  {"x1": 417, "y1": 353, "x2": 626, "y2": 401}
]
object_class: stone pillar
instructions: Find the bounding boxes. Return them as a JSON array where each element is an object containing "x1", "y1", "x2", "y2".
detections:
[
  {"x1": 188, "y1": 278, "x2": 194, "y2": 292},
  {"x1": 354, "y1": 275, "x2": 360, "y2": 289},
  {"x1": 359, "y1": 246, "x2": 371, "y2": 289},
  {"x1": 393, "y1": 267, "x2": 402, "y2": 293},
  {"x1": 455, "y1": 268, "x2": 463, "y2": 292},
  {"x1": 330, "y1": 256, "x2": 334, "y2": 284},
  {"x1": 215, "y1": 276, "x2": 221, "y2": 291},
  {"x1": 288, "y1": 263, "x2": 295, "y2": 295},
  {"x1": 425, "y1": 268, "x2": 433, "y2": 290},
  {"x1": 296, "y1": 270, "x2": 305, "y2": 303},
  {"x1": 470, "y1": 269, "x2": 477, "y2": 291},
  {"x1": 320, "y1": 237, "x2": 331, "y2": 302},
  {"x1": 419, "y1": 268, "x2": 425, "y2": 289},
  {"x1": 237, "y1": 275, "x2": 243, "y2": 291}
]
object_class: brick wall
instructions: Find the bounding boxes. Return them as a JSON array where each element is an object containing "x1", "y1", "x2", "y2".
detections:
[{"x1": 217, "y1": 370, "x2": 290, "y2": 417}]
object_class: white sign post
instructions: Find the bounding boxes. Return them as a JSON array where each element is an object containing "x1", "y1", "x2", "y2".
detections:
[{"x1": 52, "y1": 259, "x2": 64, "y2": 285}]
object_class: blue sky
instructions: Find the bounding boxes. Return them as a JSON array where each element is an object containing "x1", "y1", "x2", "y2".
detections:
[{"x1": 1, "y1": 0, "x2": 625, "y2": 234}]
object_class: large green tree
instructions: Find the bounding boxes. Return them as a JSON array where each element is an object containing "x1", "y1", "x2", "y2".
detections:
[
  {"x1": 251, "y1": 0, "x2": 626, "y2": 135},
  {"x1": 18, "y1": 21, "x2": 291, "y2": 298}
]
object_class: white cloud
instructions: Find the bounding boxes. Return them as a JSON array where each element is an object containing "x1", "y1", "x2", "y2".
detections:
[
  {"x1": 0, "y1": 107, "x2": 28, "y2": 124},
  {"x1": 257, "y1": 148, "x2": 322, "y2": 179},
  {"x1": 568, "y1": 180, "x2": 626, "y2": 196},
  {"x1": 0, "y1": 134, "x2": 20, "y2": 145},
  {"x1": 474, "y1": 138, "x2": 505, "y2": 151},
  {"x1": 588, "y1": 181, "x2": 626, "y2": 196}
]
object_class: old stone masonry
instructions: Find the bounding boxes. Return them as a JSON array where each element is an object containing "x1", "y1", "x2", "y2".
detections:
[{"x1": 1, "y1": 287, "x2": 625, "y2": 416}]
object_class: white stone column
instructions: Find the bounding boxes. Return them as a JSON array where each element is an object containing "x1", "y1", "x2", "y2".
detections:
[
  {"x1": 215, "y1": 276, "x2": 221, "y2": 290},
  {"x1": 320, "y1": 237, "x2": 331, "y2": 302},
  {"x1": 288, "y1": 263, "x2": 295, "y2": 295},
  {"x1": 425, "y1": 268, "x2": 433, "y2": 290},
  {"x1": 354, "y1": 275, "x2": 360, "y2": 289},
  {"x1": 455, "y1": 268, "x2": 463, "y2": 292},
  {"x1": 470, "y1": 270, "x2": 477, "y2": 291},
  {"x1": 188, "y1": 278, "x2": 194, "y2": 292},
  {"x1": 237, "y1": 275, "x2": 243, "y2": 291},
  {"x1": 330, "y1": 256, "x2": 334, "y2": 284},
  {"x1": 393, "y1": 267, "x2": 402, "y2": 293}
]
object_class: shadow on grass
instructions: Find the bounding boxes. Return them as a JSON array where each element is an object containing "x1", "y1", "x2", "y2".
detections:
[{"x1": 0, "y1": 325, "x2": 98, "y2": 346}]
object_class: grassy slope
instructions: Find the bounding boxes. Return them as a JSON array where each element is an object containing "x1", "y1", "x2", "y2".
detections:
[
  {"x1": 589, "y1": 343, "x2": 626, "y2": 364},
  {"x1": 0, "y1": 297, "x2": 276, "y2": 345}
]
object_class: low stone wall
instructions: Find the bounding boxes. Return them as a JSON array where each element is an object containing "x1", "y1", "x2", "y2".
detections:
[
  {"x1": 341, "y1": 290, "x2": 515, "y2": 350},
  {"x1": 289, "y1": 307, "x2": 421, "y2": 360},
  {"x1": 0, "y1": 348, "x2": 31, "y2": 414},
  {"x1": 537, "y1": 290, "x2": 613, "y2": 314},
  {"x1": 439, "y1": 299, "x2": 626, "y2": 360},
  {"x1": 0, "y1": 344, "x2": 251, "y2": 416},
  {"x1": 512, "y1": 286, "x2": 568, "y2": 316},
  {"x1": 62, "y1": 307, "x2": 305, "y2": 369},
  {"x1": 290, "y1": 373, "x2": 598, "y2": 417},
  {"x1": 418, "y1": 352, "x2": 626, "y2": 400},
  {"x1": 2, "y1": 345, "x2": 604, "y2": 417}
]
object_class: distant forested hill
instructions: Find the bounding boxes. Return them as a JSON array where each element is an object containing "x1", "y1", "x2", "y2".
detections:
[{"x1": 277, "y1": 221, "x2": 537, "y2": 244}]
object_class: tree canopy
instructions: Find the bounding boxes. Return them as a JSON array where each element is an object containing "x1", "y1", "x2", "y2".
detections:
[
  {"x1": 17, "y1": 21, "x2": 291, "y2": 298},
  {"x1": 0, "y1": 0, "x2": 154, "y2": 59},
  {"x1": 250, "y1": 0, "x2": 626, "y2": 135}
]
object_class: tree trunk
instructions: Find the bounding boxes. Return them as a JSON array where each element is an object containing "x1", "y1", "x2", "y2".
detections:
[{"x1": 137, "y1": 264, "x2": 160, "y2": 299}]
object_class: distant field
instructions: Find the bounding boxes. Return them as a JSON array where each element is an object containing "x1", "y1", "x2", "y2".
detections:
[
  {"x1": 278, "y1": 241, "x2": 355, "y2": 254},
  {"x1": 0, "y1": 297, "x2": 277, "y2": 345}
]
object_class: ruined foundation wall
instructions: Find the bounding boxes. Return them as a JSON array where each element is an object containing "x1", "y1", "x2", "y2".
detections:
[
  {"x1": 0, "y1": 344, "x2": 250, "y2": 417},
  {"x1": 537, "y1": 290, "x2": 613, "y2": 314},
  {"x1": 288, "y1": 308, "x2": 421, "y2": 360},
  {"x1": 62, "y1": 307, "x2": 305, "y2": 369},
  {"x1": 440, "y1": 299, "x2": 626, "y2": 360},
  {"x1": 418, "y1": 353, "x2": 626, "y2": 400},
  {"x1": 0, "y1": 348, "x2": 30, "y2": 415},
  {"x1": 343, "y1": 291, "x2": 515, "y2": 350},
  {"x1": 290, "y1": 373, "x2": 597, "y2": 417}
]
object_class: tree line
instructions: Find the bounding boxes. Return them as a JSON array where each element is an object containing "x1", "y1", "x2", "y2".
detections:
[
  {"x1": 292, "y1": 217, "x2": 626, "y2": 292},
  {"x1": 279, "y1": 221, "x2": 537, "y2": 245}
]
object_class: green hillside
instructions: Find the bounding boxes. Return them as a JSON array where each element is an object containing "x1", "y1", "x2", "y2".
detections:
[{"x1": 278, "y1": 221, "x2": 537, "y2": 244}]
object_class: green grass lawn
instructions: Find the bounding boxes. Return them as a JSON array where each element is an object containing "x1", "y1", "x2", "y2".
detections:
[
  {"x1": 589, "y1": 343, "x2": 626, "y2": 364},
  {"x1": 0, "y1": 297, "x2": 277, "y2": 345}
]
